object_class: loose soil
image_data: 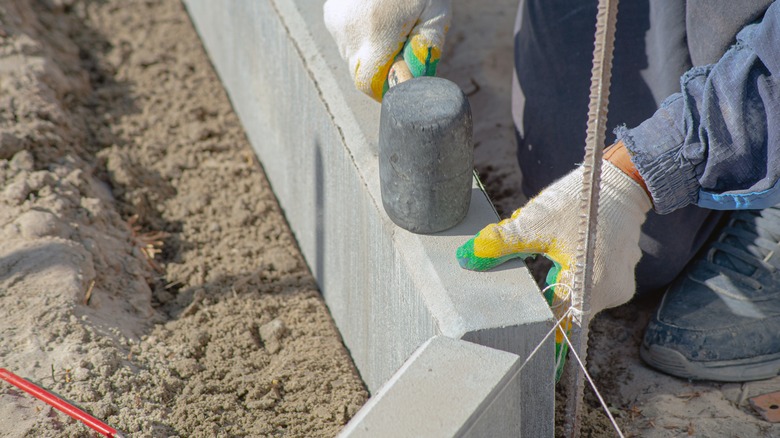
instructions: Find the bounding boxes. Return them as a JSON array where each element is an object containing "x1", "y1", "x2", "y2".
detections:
[{"x1": 0, "y1": 1, "x2": 366, "y2": 437}]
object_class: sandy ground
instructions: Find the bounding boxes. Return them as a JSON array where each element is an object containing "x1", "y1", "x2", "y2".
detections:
[
  {"x1": 0, "y1": 1, "x2": 366, "y2": 436},
  {"x1": 441, "y1": 0, "x2": 780, "y2": 436},
  {"x1": 4, "y1": 0, "x2": 780, "y2": 437}
]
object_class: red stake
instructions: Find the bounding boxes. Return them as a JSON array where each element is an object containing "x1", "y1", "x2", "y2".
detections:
[{"x1": 0, "y1": 368, "x2": 124, "y2": 437}]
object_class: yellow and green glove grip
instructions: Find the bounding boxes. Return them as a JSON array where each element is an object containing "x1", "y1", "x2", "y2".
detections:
[
  {"x1": 375, "y1": 40, "x2": 442, "y2": 99},
  {"x1": 323, "y1": 0, "x2": 451, "y2": 101}
]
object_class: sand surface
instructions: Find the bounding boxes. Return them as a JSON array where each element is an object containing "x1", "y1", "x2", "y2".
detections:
[
  {"x1": 0, "y1": 1, "x2": 366, "y2": 436},
  {"x1": 3, "y1": 0, "x2": 780, "y2": 437}
]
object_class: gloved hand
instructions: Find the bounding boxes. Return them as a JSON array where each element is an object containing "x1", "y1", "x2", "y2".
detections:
[
  {"x1": 457, "y1": 161, "x2": 652, "y2": 317},
  {"x1": 323, "y1": 0, "x2": 451, "y2": 101}
]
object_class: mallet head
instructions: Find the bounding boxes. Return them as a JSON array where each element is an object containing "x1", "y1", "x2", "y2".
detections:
[{"x1": 378, "y1": 76, "x2": 473, "y2": 233}]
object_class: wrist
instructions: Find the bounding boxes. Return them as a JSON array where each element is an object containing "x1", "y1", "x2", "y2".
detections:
[{"x1": 604, "y1": 141, "x2": 651, "y2": 200}]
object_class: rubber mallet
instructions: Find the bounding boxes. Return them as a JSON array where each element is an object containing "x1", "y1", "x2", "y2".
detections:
[{"x1": 378, "y1": 58, "x2": 473, "y2": 234}]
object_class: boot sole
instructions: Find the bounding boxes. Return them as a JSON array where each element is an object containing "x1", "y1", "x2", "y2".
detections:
[{"x1": 640, "y1": 344, "x2": 780, "y2": 382}]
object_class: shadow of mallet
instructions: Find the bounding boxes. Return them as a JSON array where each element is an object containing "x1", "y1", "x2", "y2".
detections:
[{"x1": 378, "y1": 57, "x2": 474, "y2": 234}]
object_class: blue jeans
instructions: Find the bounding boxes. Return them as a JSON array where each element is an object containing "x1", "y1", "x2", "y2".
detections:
[{"x1": 510, "y1": 0, "x2": 738, "y2": 293}]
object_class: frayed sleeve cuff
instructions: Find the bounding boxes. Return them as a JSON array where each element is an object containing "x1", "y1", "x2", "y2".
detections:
[{"x1": 615, "y1": 95, "x2": 701, "y2": 215}]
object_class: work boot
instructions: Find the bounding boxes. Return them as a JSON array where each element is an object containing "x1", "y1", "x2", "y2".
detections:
[{"x1": 641, "y1": 206, "x2": 780, "y2": 382}]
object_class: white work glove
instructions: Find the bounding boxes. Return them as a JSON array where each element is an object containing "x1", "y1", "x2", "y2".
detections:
[
  {"x1": 323, "y1": 0, "x2": 451, "y2": 101},
  {"x1": 457, "y1": 161, "x2": 652, "y2": 317}
]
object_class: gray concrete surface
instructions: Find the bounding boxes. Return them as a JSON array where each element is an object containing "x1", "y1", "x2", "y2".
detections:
[
  {"x1": 339, "y1": 336, "x2": 527, "y2": 438},
  {"x1": 183, "y1": 0, "x2": 555, "y2": 435}
]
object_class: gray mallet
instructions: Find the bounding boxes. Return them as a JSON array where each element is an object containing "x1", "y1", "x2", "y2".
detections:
[{"x1": 378, "y1": 58, "x2": 473, "y2": 234}]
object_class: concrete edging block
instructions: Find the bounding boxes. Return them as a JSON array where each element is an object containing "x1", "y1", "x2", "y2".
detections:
[
  {"x1": 339, "y1": 336, "x2": 527, "y2": 438},
  {"x1": 183, "y1": 0, "x2": 555, "y2": 435}
]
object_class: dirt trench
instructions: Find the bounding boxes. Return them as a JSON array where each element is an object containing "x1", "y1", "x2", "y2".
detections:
[{"x1": 0, "y1": 1, "x2": 367, "y2": 436}]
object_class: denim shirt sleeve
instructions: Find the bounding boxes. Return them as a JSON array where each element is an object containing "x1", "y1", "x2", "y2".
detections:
[{"x1": 617, "y1": 2, "x2": 780, "y2": 214}]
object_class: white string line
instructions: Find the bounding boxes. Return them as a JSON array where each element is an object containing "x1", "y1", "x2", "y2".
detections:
[
  {"x1": 511, "y1": 280, "x2": 576, "y2": 377},
  {"x1": 512, "y1": 305, "x2": 575, "y2": 376},
  {"x1": 543, "y1": 282, "x2": 575, "y2": 373},
  {"x1": 559, "y1": 324, "x2": 626, "y2": 438},
  {"x1": 518, "y1": 281, "x2": 625, "y2": 437}
]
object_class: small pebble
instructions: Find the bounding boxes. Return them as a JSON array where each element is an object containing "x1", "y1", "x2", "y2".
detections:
[
  {"x1": 259, "y1": 318, "x2": 287, "y2": 354},
  {"x1": 3, "y1": 180, "x2": 30, "y2": 204},
  {"x1": 16, "y1": 210, "x2": 65, "y2": 238},
  {"x1": 10, "y1": 150, "x2": 34, "y2": 171}
]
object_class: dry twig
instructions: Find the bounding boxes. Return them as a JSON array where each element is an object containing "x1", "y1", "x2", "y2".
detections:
[
  {"x1": 677, "y1": 391, "x2": 702, "y2": 402},
  {"x1": 83, "y1": 280, "x2": 96, "y2": 305},
  {"x1": 128, "y1": 214, "x2": 168, "y2": 272},
  {"x1": 627, "y1": 405, "x2": 643, "y2": 421}
]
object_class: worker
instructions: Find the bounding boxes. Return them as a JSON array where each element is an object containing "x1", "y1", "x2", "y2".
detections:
[{"x1": 324, "y1": 0, "x2": 780, "y2": 382}]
